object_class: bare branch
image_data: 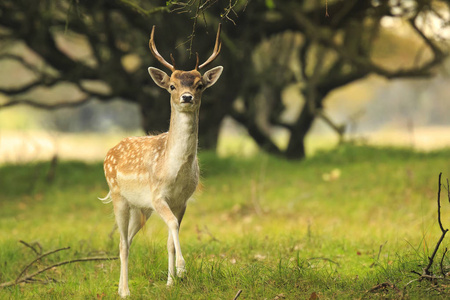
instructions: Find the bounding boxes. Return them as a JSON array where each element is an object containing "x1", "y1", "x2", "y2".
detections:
[
  {"x1": 0, "y1": 54, "x2": 49, "y2": 77},
  {"x1": 437, "y1": 173, "x2": 447, "y2": 233},
  {"x1": 440, "y1": 248, "x2": 448, "y2": 277},
  {"x1": 19, "y1": 240, "x2": 41, "y2": 256},
  {"x1": 233, "y1": 289, "x2": 243, "y2": 300},
  {"x1": 409, "y1": 12, "x2": 444, "y2": 57},
  {"x1": 286, "y1": 7, "x2": 447, "y2": 79},
  {"x1": 0, "y1": 97, "x2": 92, "y2": 110},
  {"x1": 1, "y1": 256, "x2": 118, "y2": 288},
  {"x1": 421, "y1": 173, "x2": 448, "y2": 276},
  {"x1": 0, "y1": 77, "x2": 61, "y2": 96},
  {"x1": 16, "y1": 247, "x2": 71, "y2": 284},
  {"x1": 1, "y1": 240, "x2": 118, "y2": 289},
  {"x1": 221, "y1": 0, "x2": 240, "y2": 25}
]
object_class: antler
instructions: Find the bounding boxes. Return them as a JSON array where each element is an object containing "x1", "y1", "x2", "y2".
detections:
[
  {"x1": 197, "y1": 23, "x2": 222, "y2": 70},
  {"x1": 149, "y1": 25, "x2": 176, "y2": 72}
]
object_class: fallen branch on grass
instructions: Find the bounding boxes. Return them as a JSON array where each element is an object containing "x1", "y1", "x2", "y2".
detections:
[
  {"x1": 368, "y1": 282, "x2": 400, "y2": 293},
  {"x1": 0, "y1": 242, "x2": 118, "y2": 288},
  {"x1": 19, "y1": 240, "x2": 43, "y2": 255},
  {"x1": 233, "y1": 289, "x2": 243, "y2": 300}
]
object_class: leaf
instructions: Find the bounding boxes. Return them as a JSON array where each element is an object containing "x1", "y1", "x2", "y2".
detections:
[
  {"x1": 96, "y1": 293, "x2": 106, "y2": 300},
  {"x1": 309, "y1": 292, "x2": 319, "y2": 300},
  {"x1": 265, "y1": 0, "x2": 275, "y2": 10}
]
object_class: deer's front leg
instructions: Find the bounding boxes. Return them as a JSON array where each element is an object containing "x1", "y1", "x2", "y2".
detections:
[
  {"x1": 114, "y1": 199, "x2": 131, "y2": 297},
  {"x1": 167, "y1": 231, "x2": 175, "y2": 285},
  {"x1": 154, "y1": 199, "x2": 186, "y2": 284}
]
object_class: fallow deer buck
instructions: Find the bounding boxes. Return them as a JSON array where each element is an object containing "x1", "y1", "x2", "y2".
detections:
[{"x1": 100, "y1": 25, "x2": 223, "y2": 297}]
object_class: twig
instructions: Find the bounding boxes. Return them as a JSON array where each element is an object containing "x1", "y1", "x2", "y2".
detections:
[
  {"x1": 15, "y1": 246, "x2": 71, "y2": 284},
  {"x1": 377, "y1": 241, "x2": 388, "y2": 261},
  {"x1": 423, "y1": 173, "x2": 448, "y2": 276},
  {"x1": 403, "y1": 278, "x2": 419, "y2": 289},
  {"x1": 406, "y1": 173, "x2": 450, "y2": 291},
  {"x1": 19, "y1": 240, "x2": 41, "y2": 256},
  {"x1": 440, "y1": 248, "x2": 448, "y2": 277},
  {"x1": 437, "y1": 173, "x2": 446, "y2": 233},
  {"x1": 203, "y1": 225, "x2": 220, "y2": 242},
  {"x1": 447, "y1": 178, "x2": 450, "y2": 204},
  {"x1": 233, "y1": 289, "x2": 243, "y2": 300},
  {"x1": 368, "y1": 282, "x2": 399, "y2": 293},
  {"x1": 1, "y1": 242, "x2": 117, "y2": 288},
  {"x1": 418, "y1": 274, "x2": 450, "y2": 282},
  {"x1": 0, "y1": 97, "x2": 92, "y2": 111},
  {"x1": 221, "y1": 0, "x2": 239, "y2": 25},
  {"x1": 1, "y1": 256, "x2": 118, "y2": 288}
]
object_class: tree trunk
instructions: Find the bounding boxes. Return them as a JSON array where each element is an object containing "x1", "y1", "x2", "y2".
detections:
[
  {"x1": 139, "y1": 92, "x2": 225, "y2": 150},
  {"x1": 198, "y1": 115, "x2": 222, "y2": 149},
  {"x1": 140, "y1": 92, "x2": 171, "y2": 135},
  {"x1": 284, "y1": 99, "x2": 317, "y2": 160}
]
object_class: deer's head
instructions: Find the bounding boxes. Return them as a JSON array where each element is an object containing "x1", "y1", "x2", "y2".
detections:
[{"x1": 148, "y1": 25, "x2": 223, "y2": 112}]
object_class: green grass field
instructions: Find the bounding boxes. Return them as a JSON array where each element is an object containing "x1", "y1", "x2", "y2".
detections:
[{"x1": 1, "y1": 144, "x2": 450, "y2": 299}]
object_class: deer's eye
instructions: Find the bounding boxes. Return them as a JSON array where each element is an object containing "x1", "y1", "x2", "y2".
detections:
[
  {"x1": 170, "y1": 85, "x2": 175, "y2": 91},
  {"x1": 197, "y1": 84, "x2": 203, "y2": 91}
]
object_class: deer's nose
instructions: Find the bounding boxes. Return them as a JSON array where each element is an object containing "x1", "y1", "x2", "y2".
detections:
[{"x1": 181, "y1": 94, "x2": 193, "y2": 103}]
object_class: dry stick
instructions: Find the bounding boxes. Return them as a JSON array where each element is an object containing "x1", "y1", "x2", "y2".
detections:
[
  {"x1": 204, "y1": 225, "x2": 220, "y2": 242},
  {"x1": 15, "y1": 246, "x2": 71, "y2": 284},
  {"x1": 19, "y1": 240, "x2": 41, "y2": 256},
  {"x1": 233, "y1": 289, "x2": 243, "y2": 300},
  {"x1": 1, "y1": 256, "x2": 118, "y2": 288},
  {"x1": 440, "y1": 248, "x2": 448, "y2": 277},
  {"x1": 423, "y1": 172, "x2": 448, "y2": 276},
  {"x1": 447, "y1": 178, "x2": 450, "y2": 204},
  {"x1": 377, "y1": 241, "x2": 388, "y2": 261}
]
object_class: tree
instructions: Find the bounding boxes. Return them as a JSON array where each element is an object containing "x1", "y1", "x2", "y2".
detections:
[
  {"x1": 229, "y1": 0, "x2": 450, "y2": 159},
  {"x1": 0, "y1": 0, "x2": 240, "y2": 149},
  {"x1": 0, "y1": 0, "x2": 449, "y2": 159}
]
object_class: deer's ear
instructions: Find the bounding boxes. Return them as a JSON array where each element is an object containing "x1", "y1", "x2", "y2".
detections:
[
  {"x1": 148, "y1": 67, "x2": 170, "y2": 90},
  {"x1": 203, "y1": 66, "x2": 223, "y2": 89}
]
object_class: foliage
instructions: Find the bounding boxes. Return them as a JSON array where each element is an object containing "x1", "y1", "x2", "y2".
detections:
[
  {"x1": 2, "y1": 146, "x2": 450, "y2": 298},
  {"x1": 0, "y1": 1, "x2": 448, "y2": 159}
]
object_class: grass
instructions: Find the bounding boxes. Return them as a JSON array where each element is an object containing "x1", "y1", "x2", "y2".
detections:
[{"x1": 1, "y1": 144, "x2": 450, "y2": 299}]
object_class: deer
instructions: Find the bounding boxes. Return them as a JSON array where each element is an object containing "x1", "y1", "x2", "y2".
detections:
[{"x1": 100, "y1": 24, "x2": 223, "y2": 298}]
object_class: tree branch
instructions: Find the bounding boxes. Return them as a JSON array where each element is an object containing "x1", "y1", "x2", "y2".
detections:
[
  {"x1": 285, "y1": 6, "x2": 447, "y2": 79},
  {"x1": 0, "y1": 241, "x2": 118, "y2": 288},
  {"x1": 0, "y1": 78, "x2": 61, "y2": 96},
  {"x1": 15, "y1": 247, "x2": 71, "y2": 284},
  {"x1": 230, "y1": 110, "x2": 282, "y2": 156},
  {"x1": 1, "y1": 256, "x2": 118, "y2": 288},
  {"x1": 0, "y1": 97, "x2": 92, "y2": 110},
  {"x1": 0, "y1": 54, "x2": 47, "y2": 76}
]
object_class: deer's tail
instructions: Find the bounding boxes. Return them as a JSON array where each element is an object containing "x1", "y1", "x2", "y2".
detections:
[{"x1": 98, "y1": 191, "x2": 112, "y2": 203}]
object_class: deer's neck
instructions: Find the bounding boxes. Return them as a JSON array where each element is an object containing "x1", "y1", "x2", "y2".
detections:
[{"x1": 165, "y1": 108, "x2": 199, "y2": 173}]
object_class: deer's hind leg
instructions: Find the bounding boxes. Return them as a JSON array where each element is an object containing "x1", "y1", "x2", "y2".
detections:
[{"x1": 128, "y1": 208, "x2": 152, "y2": 247}]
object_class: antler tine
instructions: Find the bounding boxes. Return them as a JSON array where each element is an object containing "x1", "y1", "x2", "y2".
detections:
[
  {"x1": 198, "y1": 23, "x2": 222, "y2": 70},
  {"x1": 149, "y1": 25, "x2": 175, "y2": 72},
  {"x1": 170, "y1": 53, "x2": 176, "y2": 70},
  {"x1": 194, "y1": 52, "x2": 199, "y2": 70}
]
